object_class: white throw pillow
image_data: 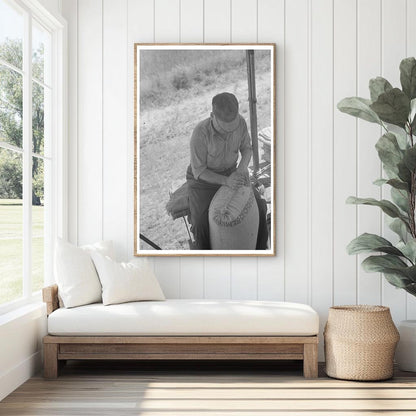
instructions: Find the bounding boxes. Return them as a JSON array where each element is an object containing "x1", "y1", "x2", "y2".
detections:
[
  {"x1": 55, "y1": 239, "x2": 114, "y2": 308},
  {"x1": 90, "y1": 252, "x2": 165, "y2": 306},
  {"x1": 81, "y1": 240, "x2": 115, "y2": 259}
]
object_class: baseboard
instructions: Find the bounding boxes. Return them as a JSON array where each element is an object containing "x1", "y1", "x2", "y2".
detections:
[{"x1": 0, "y1": 350, "x2": 42, "y2": 401}]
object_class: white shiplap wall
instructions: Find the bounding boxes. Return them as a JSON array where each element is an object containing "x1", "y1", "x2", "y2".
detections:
[{"x1": 61, "y1": 0, "x2": 416, "y2": 356}]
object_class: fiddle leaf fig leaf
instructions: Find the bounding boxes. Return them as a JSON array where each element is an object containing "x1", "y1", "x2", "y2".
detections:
[
  {"x1": 384, "y1": 166, "x2": 400, "y2": 180},
  {"x1": 398, "y1": 161, "x2": 412, "y2": 185},
  {"x1": 410, "y1": 98, "x2": 416, "y2": 137},
  {"x1": 391, "y1": 187, "x2": 410, "y2": 213},
  {"x1": 347, "y1": 233, "x2": 403, "y2": 256},
  {"x1": 389, "y1": 217, "x2": 410, "y2": 242},
  {"x1": 373, "y1": 178, "x2": 388, "y2": 186},
  {"x1": 362, "y1": 254, "x2": 408, "y2": 272},
  {"x1": 375, "y1": 132, "x2": 404, "y2": 173},
  {"x1": 346, "y1": 196, "x2": 405, "y2": 219},
  {"x1": 370, "y1": 88, "x2": 410, "y2": 128},
  {"x1": 405, "y1": 283, "x2": 416, "y2": 296},
  {"x1": 383, "y1": 271, "x2": 412, "y2": 288},
  {"x1": 372, "y1": 178, "x2": 409, "y2": 191},
  {"x1": 406, "y1": 244, "x2": 416, "y2": 264},
  {"x1": 386, "y1": 178, "x2": 410, "y2": 191},
  {"x1": 403, "y1": 146, "x2": 416, "y2": 172},
  {"x1": 369, "y1": 77, "x2": 393, "y2": 102},
  {"x1": 400, "y1": 57, "x2": 416, "y2": 100},
  {"x1": 337, "y1": 97, "x2": 382, "y2": 125},
  {"x1": 395, "y1": 130, "x2": 409, "y2": 150},
  {"x1": 410, "y1": 98, "x2": 416, "y2": 124},
  {"x1": 361, "y1": 255, "x2": 416, "y2": 287},
  {"x1": 403, "y1": 265, "x2": 416, "y2": 282},
  {"x1": 397, "y1": 240, "x2": 416, "y2": 264}
]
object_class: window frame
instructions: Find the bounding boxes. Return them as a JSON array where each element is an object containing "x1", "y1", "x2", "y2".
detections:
[{"x1": 0, "y1": 0, "x2": 67, "y2": 315}]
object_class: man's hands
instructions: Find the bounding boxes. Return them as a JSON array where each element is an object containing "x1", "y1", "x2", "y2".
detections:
[
  {"x1": 198, "y1": 167, "x2": 250, "y2": 190},
  {"x1": 226, "y1": 170, "x2": 249, "y2": 190}
]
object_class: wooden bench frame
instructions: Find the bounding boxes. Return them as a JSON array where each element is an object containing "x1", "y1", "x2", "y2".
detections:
[{"x1": 42, "y1": 285, "x2": 319, "y2": 379}]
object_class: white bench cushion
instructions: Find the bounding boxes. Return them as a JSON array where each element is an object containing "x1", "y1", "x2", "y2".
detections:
[{"x1": 48, "y1": 299, "x2": 319, "y2": 336}]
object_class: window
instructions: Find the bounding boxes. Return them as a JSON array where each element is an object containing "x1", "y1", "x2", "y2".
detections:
[{"x1": 0, "y1": 0, "x2": 66, "y2": 312}]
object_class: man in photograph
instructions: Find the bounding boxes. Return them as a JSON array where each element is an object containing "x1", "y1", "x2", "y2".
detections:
[{"x1": 186, "y1": 92, "x2": 269, "y2": 250}]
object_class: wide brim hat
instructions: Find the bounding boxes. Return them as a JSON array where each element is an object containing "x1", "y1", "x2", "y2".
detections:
[{"x1": 212, "y1": 92, "x2": 240, "y2": 133}]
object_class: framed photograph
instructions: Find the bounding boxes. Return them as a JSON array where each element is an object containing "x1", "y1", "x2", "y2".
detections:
[{"x1": 134, "y1": 44, "x2": 276, "y2": 256}]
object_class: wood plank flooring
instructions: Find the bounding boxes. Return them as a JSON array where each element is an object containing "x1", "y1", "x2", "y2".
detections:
[{"x1": 1, "y1": 360, "x2": 416, "y2": 415}]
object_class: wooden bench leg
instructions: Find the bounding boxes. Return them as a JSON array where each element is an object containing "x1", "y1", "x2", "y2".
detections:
[
  {"x1": 44, "y1": 343, "x2": 59, "y2": 379},
  {"x1": 303, "y1": 343, "x2": 318, "y2": 379}
]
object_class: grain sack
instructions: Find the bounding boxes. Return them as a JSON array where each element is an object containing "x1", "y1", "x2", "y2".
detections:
[{"x1": 208, "y1": 185, "x2": 259, "y2": 250}]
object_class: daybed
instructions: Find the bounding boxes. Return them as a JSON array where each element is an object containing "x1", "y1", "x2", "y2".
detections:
[{"x1": 42, "y1": 285, "x2": 320, "y2": 379}]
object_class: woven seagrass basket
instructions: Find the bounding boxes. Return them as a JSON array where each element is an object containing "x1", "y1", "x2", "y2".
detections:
[{"x1": 324, "y1": 305, "x2": 399, "y2": 381}]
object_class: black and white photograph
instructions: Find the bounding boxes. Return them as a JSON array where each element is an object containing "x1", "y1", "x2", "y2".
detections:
[{"x1": 134, "y1": 44, "x2": 275, "y2": 256}]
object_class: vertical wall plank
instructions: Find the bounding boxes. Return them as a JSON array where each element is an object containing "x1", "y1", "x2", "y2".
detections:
[
  {"x1": 152, "y1": 0, "x2": 181, "y2": 297},
  {"x1": 382, "y1": 0, "x2": 406, "y2": 89},
  {"x1": 229, "y1": 0, "x2": 258, "y2": 300},
  {"x1": 231, "y1": 0, "x2": 257, "y2": 42},
  {"x1": 333, "y1": 0, "x2": 357, "y2": 305},
  {"x1": 203, "y1": 0, "x2": 232, "y2": 299},
  {"x1": 180, "y1": 0, "x2": 203, "y2": 43},
  {"x1": 179, "y1": 0, "x2": 205, "y2": 297},
  {"x1": 205, "y1": 258, "x2": 231, "y2": 298},
  {"x1": 180, "y1": 258, "x2": 204, "y2": 298},
  {"x1": 61, "y1": 0, "x2": 77, "y2": 245},
  {"x1": 257, "y1": 0, "x2": 285, "y2": 301},
  {"x1": 310, "y1": 0, "x2": 333, "y2": 359},
  {"x1": 77, "y1": 0, "x2": 103, "y2": 245},
  {"x1": 231, "y1": 258, "x2": 257, "y2": 299},
  {"x1": 154, "y1": 258, "x2": 181, "y2": 298},
  {"x1": 407, "y1": 0, "x2": 416, "y2": 319},
  {"x1": 155, "y1": 0, "x2": 180, "y2": 42},
  {"x1": 204, "y1": 0, "x2": 231, "y2": 42},
  {"x1": 127, "y1": 0, "x2": 154, "y2": 261},
  {"x1": 284, "y1": 0, "x2": 309, "y2": 304},
  {"x1": 407, "y1": 0, "x2": 416, "y2": 59},
  {"x1": 356, "y1": 0, "x2": 382, "y2": 305},
  {"x1": 381, "y1": 0, "x2": 407, "y2": 323},
  {"x1": 103, "y1": 0, "x2": 128, "y2": 260}
]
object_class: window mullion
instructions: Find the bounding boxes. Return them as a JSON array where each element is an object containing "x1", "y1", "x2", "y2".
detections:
[
  {"x1": 0, "y1": 58, "x2": 25, "y2": 76},
  {"x1": 22, "y1": 10, "x2": 32, "y2": 298}
]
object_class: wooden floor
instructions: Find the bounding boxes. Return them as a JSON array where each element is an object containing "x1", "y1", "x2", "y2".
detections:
[{"x1": 1, "y1": 360, "x2": 416, "y2": 415}]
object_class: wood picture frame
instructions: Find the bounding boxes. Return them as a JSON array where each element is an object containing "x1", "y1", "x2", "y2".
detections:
[{"x1": 134, "y1": 44, "x2": 276, "y2": 256}]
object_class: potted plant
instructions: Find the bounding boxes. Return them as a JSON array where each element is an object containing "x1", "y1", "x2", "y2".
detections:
[{"x1": 337, "y1": 57, "x2": 416, "y2": 372}]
